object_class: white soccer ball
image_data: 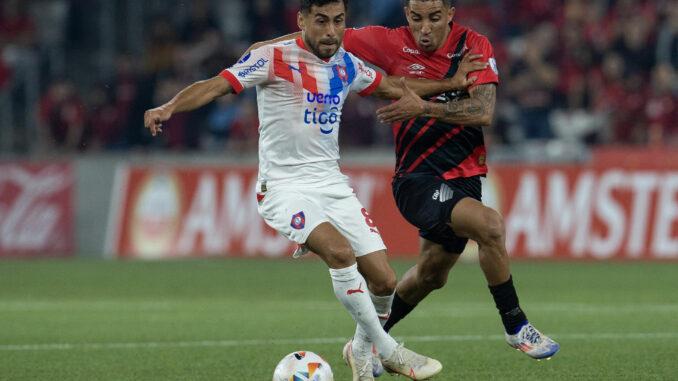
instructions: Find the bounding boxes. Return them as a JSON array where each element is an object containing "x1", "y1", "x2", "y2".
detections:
[{"x1": 272, "y1": 351, "x2": 334, "y2": 381}]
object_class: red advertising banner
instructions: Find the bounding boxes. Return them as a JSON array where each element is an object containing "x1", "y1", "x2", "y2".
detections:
[
  {"x1": 107, "y1": 151, "x2": 678, "y2": 260},
  {"x1": 106, "y1": 165, "x2": 418, "y2": 259},
  {"x1": 0, "y1": 162, "x2": 74, "y2": 257},
  {"x1": 485, "y1": 148, "x2": 678, "y2": 260}
]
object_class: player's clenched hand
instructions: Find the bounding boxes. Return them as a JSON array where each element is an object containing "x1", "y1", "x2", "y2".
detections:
[
  {"x1": 377, "y1": 78, "x2": 427, "y2": 124},
  {"x1": 449, "y1": 53, "x2": 488, "y2": 90},
  {"x1": 144, "y1": 106, "x2": 172, "y2": 136}
]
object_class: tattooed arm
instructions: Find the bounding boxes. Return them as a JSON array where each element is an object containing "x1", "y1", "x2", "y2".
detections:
[
  {"x1": 425, "y1": 84, "x2": 496, "y2": 126},
  {"x1": 377, "y1": 83, "x2": 496, "y2": 127}
]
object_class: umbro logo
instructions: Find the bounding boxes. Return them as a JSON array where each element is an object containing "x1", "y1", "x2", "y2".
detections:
[
  {"x1": 408, "y1": 63, "x2": 426, "y2": 75},
  {"x1": 432, "y1": 184, "x2": 454, "y2": 203}
]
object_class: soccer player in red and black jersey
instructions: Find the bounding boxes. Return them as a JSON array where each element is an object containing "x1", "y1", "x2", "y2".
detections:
[{"x1": 249, "y1": 0, "x2": 559, "y2": 361}]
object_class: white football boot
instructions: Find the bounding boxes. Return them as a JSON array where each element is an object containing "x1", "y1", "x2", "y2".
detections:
[
  {"x1": 505, "y1": 322, "x2": 560, "y2": 360},
  {"x1": 381, "y1": 343, "x2": 443, "y2": 380},
  {"x1": 343, "y1": 339, "x2": 376, "y2": 381},
  {"x1": 343, "y1": 340, "x2": 383, "y2": 378}
]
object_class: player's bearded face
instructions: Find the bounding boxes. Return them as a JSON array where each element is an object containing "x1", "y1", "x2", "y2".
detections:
[
  {"x1": 298, "y1": 3, "x2": 346, "y2": 59},
  {"x1": 406, "y1": 1, "x2": 455, "y2": 52}
]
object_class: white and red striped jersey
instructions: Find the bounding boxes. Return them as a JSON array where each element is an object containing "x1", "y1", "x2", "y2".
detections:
[{"x1": 220, "y1": 37, "x2": 383, "y2": 186}]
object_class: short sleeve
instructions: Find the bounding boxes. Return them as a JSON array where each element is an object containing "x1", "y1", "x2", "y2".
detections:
[
  {"x1": 344, "y1": 27, "x2": 395, "y2": 72},
  {"x1": 466, "y1": 33, "x2": 499, "y2": 91},
  {"x1": 219, "y1": 46, "x2": 272, "y2": 94},
  {"x1": 349, "y1": 56, "x2": 383, "y2": 97}
]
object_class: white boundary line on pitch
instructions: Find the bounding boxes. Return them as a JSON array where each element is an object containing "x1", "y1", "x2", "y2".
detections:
[{"x1": 1, "y1": 332, "x2": 677, "y2": 352}]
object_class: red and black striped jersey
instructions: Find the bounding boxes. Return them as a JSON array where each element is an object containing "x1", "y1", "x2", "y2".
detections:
[{"x1": 344, "y1": 23, "x2": 499, "y2": 179}]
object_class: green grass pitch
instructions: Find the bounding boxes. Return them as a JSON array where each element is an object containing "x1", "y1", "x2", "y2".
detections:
[{"x1": 1, "y1": 258, "x2": 677, "y2": 380}]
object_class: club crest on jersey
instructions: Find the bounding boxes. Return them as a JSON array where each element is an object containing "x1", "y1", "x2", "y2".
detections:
[
  {"x1": 290, "y1": 212, "x2": 306, "y2": 230},
  {"x1": 334, "y1": 65, "x2": 348, "y2": 83}
]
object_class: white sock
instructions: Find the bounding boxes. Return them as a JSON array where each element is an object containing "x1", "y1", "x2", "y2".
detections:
[
  {"x1": 371, "y1": 291, "x2": 395, "y2": 325},
  {"x1": 329, "y1": 264, "x2": 397, "y2": 360},
  {"x1": 353, "y1": 290, "x2": 395, "y2": 357}
]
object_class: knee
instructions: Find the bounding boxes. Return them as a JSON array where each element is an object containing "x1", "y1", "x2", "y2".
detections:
[
  {"x1": 373, "y1": 271, "x2": 397, "y2": 296},
  {"x1": 477, "y1": 210, "x2": 505, "y2": 246},
  {"x1": 417, "y1": 265, "x2": 448, "y2": 291},
  {"x1": 419, "y1": 272, "x2": 448, "y2": 291},
  {"x1": 327, "y1": 244, "x2": 355, "y2": 268}
]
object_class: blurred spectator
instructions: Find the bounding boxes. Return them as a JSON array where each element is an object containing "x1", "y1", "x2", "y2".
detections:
[
  {"x1": 146, "y1": 18, "x2": 178, "y2": 77},
  {"x1": 0, "y1": 48, "x2": 10, "y2": 89},
  {"x1": 37, "y1": 78, "x2": 85, "y2": 152},
  {"x1": 0, "y1": 0, "x2": 36, "y2": 47},
  {"x1": 506, "y1": 23, "x2": 559, "y2": 140},
  {"x1": 645, "y1": 64, "x2": 678, "y2": 145},
  {"x1": 226, "y1": 98, "x2": 259, "y2": 153},
  {"x1": 111, "y1": 53, "x2": 154, "y2": 148},
  {"x1": 205, "y1": 96, "x2": 240, "y2": 150},
  {"x1": 84, "y1": 84, "x2": 119, "y2": 150},
  {"x1": 656, "y1": 0, "x2": 678, "y2": 68},
  {"x1": 180, "y1": 1, "x2": 220, "y2": 44},
  {"x1": 611, "y1": 14, "x2": 655, "y2": 76}
]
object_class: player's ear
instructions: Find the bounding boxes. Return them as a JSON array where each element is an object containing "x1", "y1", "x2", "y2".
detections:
[
  {"x1": 448, "y1": 7, "x2": 456, "y2": 22},
  {"x1": 297, "y1": 11, "x2": 306, "y2": 31}
]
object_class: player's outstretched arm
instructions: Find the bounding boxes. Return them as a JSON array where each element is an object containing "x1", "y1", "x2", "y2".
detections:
[
  {"x1": 376, "y1": 82, "x2": 496, "y2": 126},
  {"x1": 144, "y1": 76, "x2": 233, "y2": 136},
  {"x1": 371, "y1": 53, "x2": 487, "y2": 99}
]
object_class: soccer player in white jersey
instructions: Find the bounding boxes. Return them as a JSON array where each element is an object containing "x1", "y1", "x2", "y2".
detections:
[{"x1": 144, "y1": 1, "x2": 484, "y2": 379}]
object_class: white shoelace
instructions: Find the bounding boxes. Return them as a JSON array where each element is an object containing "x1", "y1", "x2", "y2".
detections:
[
  {"x1": 392, "y1": 343, "x2": 427, "y2": 367},
  {"x1": 356, "y1": 357, "x2": 373, "y2": 380}
]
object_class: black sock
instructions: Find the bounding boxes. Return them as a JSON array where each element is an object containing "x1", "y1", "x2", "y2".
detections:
[
  {"x1": 488, "y1": 275, "x2": 528, "y2": 334},
  {"x1": 383, "y1": 292, "x2": 416, "y2": 332}
]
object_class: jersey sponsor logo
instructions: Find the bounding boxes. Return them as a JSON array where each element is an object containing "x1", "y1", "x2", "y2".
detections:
[
  {"x1": 305, "y1": 93, "x2": 342, "y2": 133},
  {"x1": 408, "y1": 63, "x2": 426, "y2": 75},
  {"x1": 304, "y1": 106, "x2": 340, "y2": 134},
  {"x1": 237, "y1": 52, "x2": 251, "y2": 64},
  {"x1": 237, "y1": 58, "x2": 269, "y2": 78},
  {"x1": 447, "y1": 45, "x2": 469, "y2": 59},
  {"x1": 432, "y1": 184, "x2": 454, "y2": 202},
  {"x1": 403, "y1": 46, "x2": 420, "y2": 55},
  {"x1": 306, "y1": 92, "x2": 341, "y2": 105},
  {"x1": 290, "y1": 211, "x2": 306, "y2": 230},
  {"x1": 357, "y1": 62, "x2": 374, "y2": 79},
  {"x1": 489, "y1": 57, "x2": 498, "y2": 75}
]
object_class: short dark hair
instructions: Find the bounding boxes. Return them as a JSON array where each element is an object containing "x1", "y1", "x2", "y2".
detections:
[
  {"x1": 406, "y1": 0, "x2": 452, "y2": 7},
  {"x1": 300, "y1": 0, "x2": 348, "y2": 15}
]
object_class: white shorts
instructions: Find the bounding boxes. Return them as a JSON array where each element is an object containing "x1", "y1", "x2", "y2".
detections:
[{"x1": 256, "y1": 180, "x2": 386, "y2": 257}]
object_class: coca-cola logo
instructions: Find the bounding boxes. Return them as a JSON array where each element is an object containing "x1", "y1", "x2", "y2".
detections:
[{"x1": 0, "y1": 164, "x2": 73, "y2": 254}]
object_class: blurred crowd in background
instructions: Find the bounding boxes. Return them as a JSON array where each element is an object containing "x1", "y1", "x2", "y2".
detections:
[{"x1": 1, "y1": 0, "x2": 678, "y2": 156}]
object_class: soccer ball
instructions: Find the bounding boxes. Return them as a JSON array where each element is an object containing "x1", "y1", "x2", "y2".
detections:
[{"x1": 272, "y1": 351, "x2": 334, "y2": 381}]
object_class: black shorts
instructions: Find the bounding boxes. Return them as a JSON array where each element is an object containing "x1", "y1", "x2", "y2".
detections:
[{"x1": 392, "y1": 174, "x2": 482, "y2": 253}]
